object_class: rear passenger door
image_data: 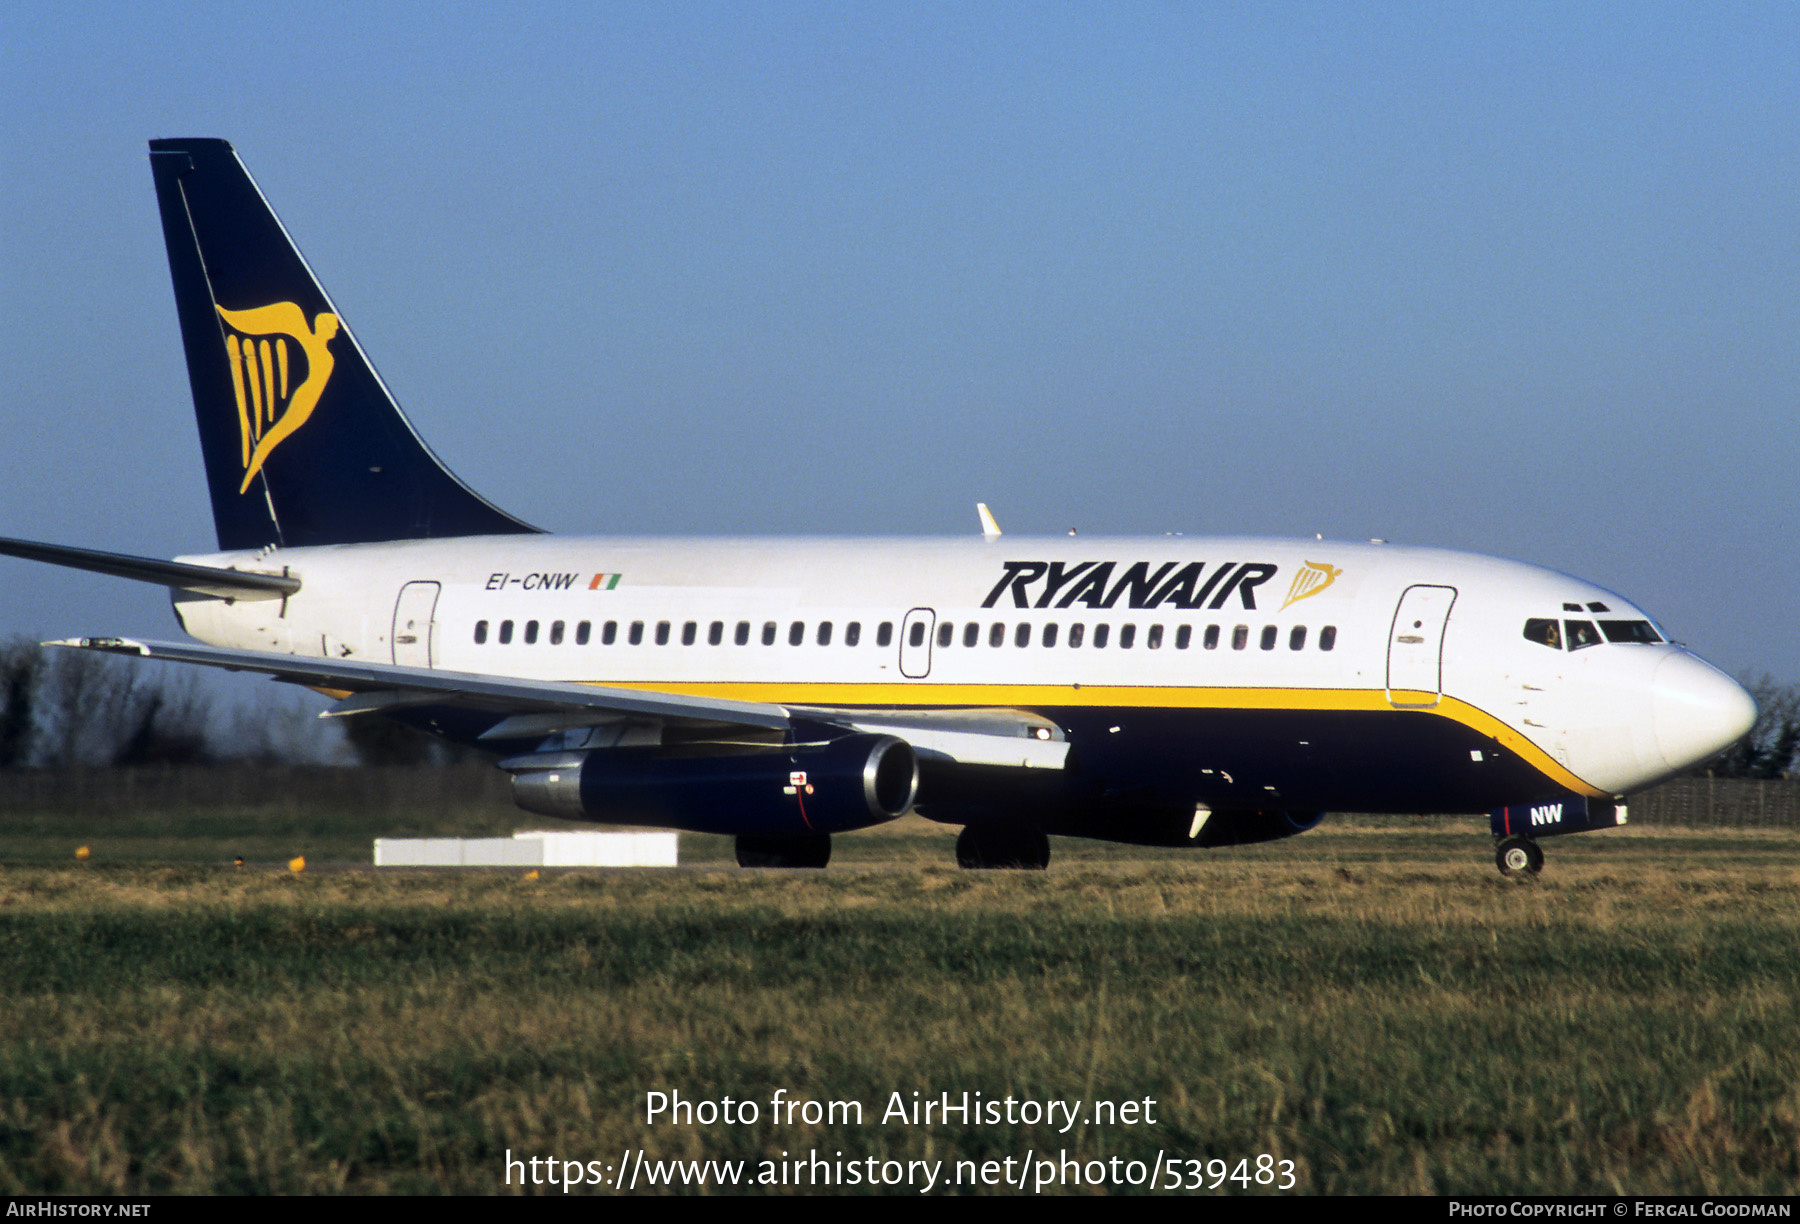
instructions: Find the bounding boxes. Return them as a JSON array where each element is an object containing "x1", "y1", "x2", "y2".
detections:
[{"x1": 392, "y1": 581, "x2": 440, "y2": 668}]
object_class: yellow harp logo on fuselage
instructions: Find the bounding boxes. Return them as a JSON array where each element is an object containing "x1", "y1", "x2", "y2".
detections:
[
  {"x1": 217, "y1": 302, "x2": 339, "y2": 493},
  {"x1": 1279, "y1": 560, "x2": 1344, "y2": 610}
]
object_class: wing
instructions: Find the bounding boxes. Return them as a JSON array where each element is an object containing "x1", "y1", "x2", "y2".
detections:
[
  {"x1": 53, "y1": 636, "x2": 790, "y2": 732},
  {"x1": 48, "y1": 637, "x2": 1069, "y2": 769}
]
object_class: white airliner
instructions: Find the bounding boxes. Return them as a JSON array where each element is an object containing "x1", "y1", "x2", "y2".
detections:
[{"x1": 0, "y1": 139, "x2": 1758, "y2": 874}]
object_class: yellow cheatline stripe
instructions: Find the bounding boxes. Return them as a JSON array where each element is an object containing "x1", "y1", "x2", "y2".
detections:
[{"x1": 579, "y1": 679, "x2": 1607, "y2": 798}]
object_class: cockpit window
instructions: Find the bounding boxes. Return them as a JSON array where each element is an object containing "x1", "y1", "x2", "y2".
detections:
[
  {"x1": 1599, "y1": 619, "x2": 1663, "y2": 644},
  {"x1": 1528, "y1": 615, "x2": 1661, "y2": 650},
  {"x1": 1564, "y1": 620, "x2": 1601, "y2": 650}
]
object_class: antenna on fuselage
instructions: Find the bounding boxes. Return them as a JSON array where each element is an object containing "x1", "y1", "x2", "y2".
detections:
[{"x1": 976, "y1": 503, "x2": 1002, "y2": 541}]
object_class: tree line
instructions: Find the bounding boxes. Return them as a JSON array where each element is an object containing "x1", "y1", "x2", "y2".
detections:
[
  {"x1": 1707, "y1": 674, "x2": 1800, "y2": 780},
  {"x1": 0, "y1": 639, "x2": 471, "y2": 768}
]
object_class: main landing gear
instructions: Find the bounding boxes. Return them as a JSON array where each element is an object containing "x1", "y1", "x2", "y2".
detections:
[
  {"x1": 1494, "y1": 835, "x2": 1544, "y2": 877},
  {"x1": 955, "y1": 822, "x2": 1051, "y2": 870},
  {"x1": 735, "y1": 834, "x2": 831, "y2": 869}
]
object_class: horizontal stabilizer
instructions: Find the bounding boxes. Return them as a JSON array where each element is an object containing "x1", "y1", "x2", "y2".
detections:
[{"x1": 0, "y1": 536, "x2": 299, "y2": 599}]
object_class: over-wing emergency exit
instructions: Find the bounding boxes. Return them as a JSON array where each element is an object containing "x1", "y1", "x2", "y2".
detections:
[{"x1": 0, "y1": 140, "x2": 1758, "y2": 874}]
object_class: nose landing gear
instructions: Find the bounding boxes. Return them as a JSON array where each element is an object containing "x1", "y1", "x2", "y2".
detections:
[
  {"x1": 1489, "y1": 796, "x2": 1627, "y2": 877},
  {"x1": 1494, "y1": 834, "x2": 1543, "y2": 877}
]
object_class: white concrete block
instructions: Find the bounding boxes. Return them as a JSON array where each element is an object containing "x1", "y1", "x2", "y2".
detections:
[
  {"x1": 520, "y1": 830, "x2": 680, "y2": 867},
  {"x1": 374, "y1": 831, "x2": 677, "y2": 867}
]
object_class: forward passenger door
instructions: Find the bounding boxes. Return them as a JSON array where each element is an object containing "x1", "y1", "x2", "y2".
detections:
[{"x1": 1386, "y1": 584, "x2": 1456, "y2": 707}]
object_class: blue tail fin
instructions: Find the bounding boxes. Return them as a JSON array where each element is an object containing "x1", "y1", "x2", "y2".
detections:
[{"x1": 148, "y1": 139, "x2": 539, "y2": 551}]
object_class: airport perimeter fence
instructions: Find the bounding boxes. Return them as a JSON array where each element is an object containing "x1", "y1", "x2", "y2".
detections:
[
  {"x1": 1621, "y1": 775, "x2": 1800, "y2": 828},
  {"x1": 0, "y1": 765, "x2": 1793, "y2": 829},
  {"x1": 0, "y1": 763, "x2": 514, "y2": 821}
]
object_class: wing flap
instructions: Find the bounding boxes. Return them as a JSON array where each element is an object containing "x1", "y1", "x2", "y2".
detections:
[{"x1": 810, "y1": 707, "x2": 1070, "y2": 769}]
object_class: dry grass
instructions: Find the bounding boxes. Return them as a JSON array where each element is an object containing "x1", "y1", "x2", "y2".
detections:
[{"x1": 0, "y1": 821, "x2": 1795, "y2": 1194}]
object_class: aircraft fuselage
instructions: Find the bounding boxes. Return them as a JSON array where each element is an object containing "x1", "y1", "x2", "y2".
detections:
[{"x1": 173, "y1": 533, "x2": 1751, "y2": 831}]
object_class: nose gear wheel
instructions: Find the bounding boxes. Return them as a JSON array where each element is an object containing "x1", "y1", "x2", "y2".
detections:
[{"x1": 1495, "y1": 835, "x2": 1543, "y2": 876}]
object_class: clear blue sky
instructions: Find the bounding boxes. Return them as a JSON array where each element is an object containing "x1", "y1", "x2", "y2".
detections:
[{"x1": 3, "y1": 2, "x2": 1795, "y2": 681}]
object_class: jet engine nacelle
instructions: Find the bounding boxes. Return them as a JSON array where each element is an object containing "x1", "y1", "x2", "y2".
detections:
[{"x1": 511, "y1": 733, "x2": 919, "y2": 836}]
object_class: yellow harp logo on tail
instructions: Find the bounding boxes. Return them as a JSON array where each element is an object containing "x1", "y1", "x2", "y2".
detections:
[
  {"x1": 216, "y1": 303, "x2": 339, "y2": 493},
  {"x1": 1280, "y1": 560, "x2": 1344, "y2": 610}
]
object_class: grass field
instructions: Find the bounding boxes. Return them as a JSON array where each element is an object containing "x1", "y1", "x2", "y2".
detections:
[{"x1": 0, "y1": 790, "x2": 1796, "y2": 1194}]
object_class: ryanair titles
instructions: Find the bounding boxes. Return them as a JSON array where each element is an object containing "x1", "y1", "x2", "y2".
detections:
[{"x1": 982, "y1": 561, "x2": 1279, "y2": 611}]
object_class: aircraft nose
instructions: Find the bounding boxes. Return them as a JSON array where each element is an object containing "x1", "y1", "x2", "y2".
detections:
[{"x1": 1651, "y1": 652, "x2": 1758, "y2": 773}]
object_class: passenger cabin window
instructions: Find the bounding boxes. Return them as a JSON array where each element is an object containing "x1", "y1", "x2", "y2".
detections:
[
  {"x1": 681, "y1": 621, "x2": 697, "y2": 646},
  {"x1": 1524, "y1": 618, "x2": 1561, "y2": 649},
  {"x1": 763, "y1": 621, "x2": 777, "y2": 646},
  {"x1": 1319, "y1": 625, "x2": 1336, "y2": 651},
  {"x1": 989, "y1": 623, "x2": 1005, "y2": 648},
  {"x1": 629, "y1": 621, "x2": 644, "y2": 645},
  {"x1": 708, "y1": 621, "x2": 723, "y2": 646},
  {"x1": 1565, "y1": 620, "x2": 1601, "y2": 651},
  {"x1": 1289, "y1": 626, "x2": 1305, "y2": 650},
  {"x1": 474, "y1": 620, "x2": 488, "y2": 644},
  {"x1": 1119, "y1": 624, "x2": 1136, "y2": 649},
  {"x1": 499, "y1": 619, "x2": 514, "y2": 645},
  {"x1": 1093, "y1": 624, "x2": 1110, "y2": 649},
  {"x1": 1147, "y1": 625, "x2": 1163, "y2": 650},
  {"x1": 963, "y1": 623, "x2": 980, "y2": 648},
  {"x1": 735, "y1": 621, "x2": 750, "y2": 646},
  {"x1": 524, "y1": 620, "x2": 539, "y2": 645},
  {"x1": 655, "y1": 621, "x2": 670, "y2": 646},
  {"x1": 789, "y1": 621, "x2": 805, "y2": 646},
  {"x1": 1042, "y1": 623, "x2": 1058, "y2": 648},
  {"x1": 846, "y1": 622, "x2": 861, "y2": 647},
  {"x1": 577, "y1": 621, "x2": 592, "y2": 646},
  {"x1": 1014, "y1": 623, "x2": 1030, "y2": 647},
  {"x1": 937, "y1": 622, "x2": 954, "y2": 648},
  {"x1": 1259, "y1": 625, "x2": 1277, "y2": 651},
  {"x1": 817, "y1": 622, "x2": 832, "y2": 646},
  {"x1": 1175, "y1": 625, "x2": 1191, "y2": 650},
  {"x1": 1231, "y1": 625, "x2": 1248, "y2": 651},
  {"x1": 1069, "y1": 623, "x2": 1085, "y2": 648},
  {"x1": 550, "y1": 620, "x2": 564, "y2": 645},
  {"x1": 876, "y1": 622, "x2": 893, "y2": 647},
  {"x1": 1204, "y1": 625, "x2": 1220, "y2": 650},
  {"x1": 909, "y1": 622, "x2": 926, "y2": 648},
  {"x1": 601, "y1": 620, "x2": 616, "y2": 646}
]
